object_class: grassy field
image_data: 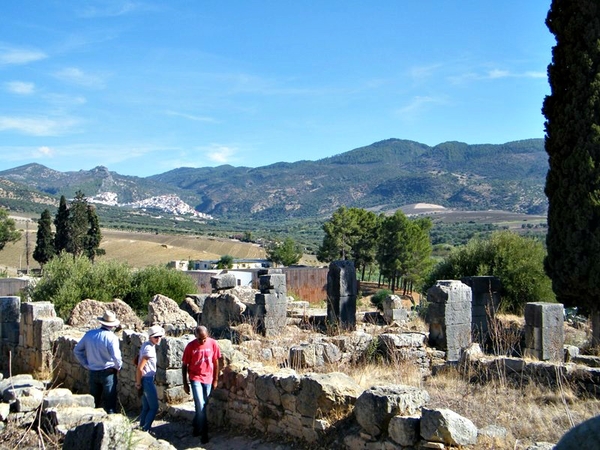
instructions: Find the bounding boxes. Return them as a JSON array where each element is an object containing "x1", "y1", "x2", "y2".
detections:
[{"x1": 0, "y1": 222, "x2": 267, "y2": 275}]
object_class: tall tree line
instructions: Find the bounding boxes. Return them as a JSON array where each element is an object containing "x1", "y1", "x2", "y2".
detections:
[
  {"x1": 317, "y1": 206, "x2": 432, "y2": 294},
  {"x1": 33, "y1": 191, "x2": 104, "y2": 268}
]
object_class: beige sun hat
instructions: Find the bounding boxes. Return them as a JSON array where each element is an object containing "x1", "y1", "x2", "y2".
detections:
[
  {"x1": 148, "y1": 325, "x2": 165, "y2": 338},
  {"x1": 97, "y1": 310, "x2": 120, "y2": 327}
]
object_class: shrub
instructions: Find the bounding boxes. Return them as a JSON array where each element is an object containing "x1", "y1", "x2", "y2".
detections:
[
  {"x1": 29, "y1": 254, "x2": 132, "y2": 320},
  {"x1": 424, "y1": 231, "x2": 555, "y2": 314},
  {"x1": 123, "y1": 265, "x2": 199, "y2": 314}
]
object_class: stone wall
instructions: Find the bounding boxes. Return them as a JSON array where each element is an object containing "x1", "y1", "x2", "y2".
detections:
[{"x1": 208, "y1": 363, "x2": 362, "y2": 443}]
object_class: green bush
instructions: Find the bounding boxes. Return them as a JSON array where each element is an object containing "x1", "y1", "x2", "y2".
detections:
[
  {"x1": 424, "y1": 231, "x2": 555, "y2": 314},
  {"x1": 29, "y1": 254, "x2": 132, "y2": 320},
  {"x1": 371, "y1": 289, "x2": 392, "y2": 312},
  {"x1": 124, "y1": 265, "x2": 199, "y2": 314}
]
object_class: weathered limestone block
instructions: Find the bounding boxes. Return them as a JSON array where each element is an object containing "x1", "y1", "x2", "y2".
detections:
[
  {"x1": 420, "y1": 408, "x2": 478, "y2": 446},
  {"x1": 202, "y1": 293, "x2": 246, "y2": 332},
  {"x1": 0, "y1": 296, "x2": 20, "y2": 322},
  {"x1": 147, "y1": 294, "x2": 197, "y2": 334},
  {"x1": 296, "y1": 372, "x2": 362, "y2": 418},
  {"x1": 14, "y1": 387, "x2": 44, "y2": 412},
  {"x1": 427, "y1": 280, "x2": 472, "y2": 362},
  {"x1": 524, "y1": 302, "x2": 564, "y2": 362},
  {"x1": 156, "y1": 336, "x2": 188, "y2": 370},
  {"x1": 43, "y1": 388, "x2": 95, "y2": 409},
  {"x1": 355, "y1": 385, "x2": 429, "y2": 437},
  {"x1": 389, "y1": 415, "x2": 421, "y2": 446},
  {"x1": 555, "y1": 415, "x2": 600, "y2": 450},
  {"x1": 33, "y1": 317, "x2": 64, "y2": 350},
  {"x1": 211, "y1": 272, "x2": 238, "y2": 291},
  {"x1": 67, "y1": 298, "x2": 143, "y2": 331}
]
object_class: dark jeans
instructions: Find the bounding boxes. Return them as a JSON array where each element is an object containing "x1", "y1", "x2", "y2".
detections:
[{"x1": 89, "y1": 368, "x2": 118, "y2": 413}]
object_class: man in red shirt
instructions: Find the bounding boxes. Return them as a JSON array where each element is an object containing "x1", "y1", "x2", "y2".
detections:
[{"x1": 182, "y1": 325, "x2": 221, "y2": 443}]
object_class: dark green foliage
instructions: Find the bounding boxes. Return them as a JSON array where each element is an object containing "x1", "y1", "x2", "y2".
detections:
[
  {"x1": 84, "y1": 205, "x2": 103, "y2": 262},
  {"x1": 54, "y1": 196, "x2": 70, "y2": 254},
  {"x1": 317, "y1": 207, "x2": 379, "y2": 280},
  {"x1": 371, "y1": 289, "x2": 392, "y2": 312},
  {"x1": 217, "y1": 254, "x2": 234, "y2": 269},
  {"x1": 124, "y1": 265, "x2": 199, "y2": 314},
  {"x1": 66, "y1": 191, "x2": 89, "y2": 257},
  {"x1": 33, "y1": 209, "x2": 55, "y2": 266},
  {"x1": 425, "y1": 231, "x2": 554, "y2": 314},
  {"x1": 0, "y1": 208, "x2": 21, "y2": 251},
  {"x1": 266, "y1": 237, "x2": 303, "y2": 266},
  {"x1": 28, "y1": 254, "x2": 132, "y2": 320},
  {"x1": 376, "y1": 211, "x2": 433, "y2": 292},
  {"x1": 543, "y1": 1, "x2": 600, "y2": 321}
]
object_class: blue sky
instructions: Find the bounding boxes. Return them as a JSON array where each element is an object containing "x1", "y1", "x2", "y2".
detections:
[{"x1": 1, "y1": 1, "x2": 554, "y2": 177}]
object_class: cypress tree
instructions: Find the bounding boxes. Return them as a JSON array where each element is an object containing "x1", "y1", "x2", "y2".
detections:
[
  {"x1": 54, "y1": 195, "x2": 70, "y2": 254},
  {"x1": 67, "y1": 191, "x2": 90, "y2": 257},
  {"x1": 543, "y1": 0, "x2": 600, "y2": 344},
  {"x1": 33, "y1": 209, "x2": 55, "y2": 267},
  {"x1": 84, "y1": 205, "x2": 104, "y2": 262}
]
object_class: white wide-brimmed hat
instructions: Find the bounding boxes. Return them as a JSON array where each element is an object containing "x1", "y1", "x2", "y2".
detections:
[
  {"x1": 148, "y1": 325, "x2": 165, "y2": 338},
  {"x1": 97, "y1": 310, "x2": 120, "y2": 327}
]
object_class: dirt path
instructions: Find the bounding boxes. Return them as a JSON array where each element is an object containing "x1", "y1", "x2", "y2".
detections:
[{"x1": 148, "y1": 417, "x2": 300, "y2": 450}]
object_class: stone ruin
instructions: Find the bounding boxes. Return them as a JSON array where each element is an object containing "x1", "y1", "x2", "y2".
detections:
[
  {"x1": 326, "y1": 260, "x2": 357, "y2": 330},
  {"x1": 0, "y1": 268, "x2": 599, "y2": 448}
]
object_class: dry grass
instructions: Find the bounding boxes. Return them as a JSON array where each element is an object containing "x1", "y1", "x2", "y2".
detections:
[
  {"x1": 0, "y1": 227, "x2": 268, "y2": 274},
  {"x1": 238, "y1": 312, "x2": 600, "y2": 449}
]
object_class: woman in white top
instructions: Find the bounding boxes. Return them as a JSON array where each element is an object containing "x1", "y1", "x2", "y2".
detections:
[{"x1": 136, "y1": 325, "x2": 164, "y2": 431}]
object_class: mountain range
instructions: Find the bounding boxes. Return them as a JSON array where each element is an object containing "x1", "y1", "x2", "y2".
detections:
[{"x1": 0, "y1": 138, "x2": 548, "y2": 223}]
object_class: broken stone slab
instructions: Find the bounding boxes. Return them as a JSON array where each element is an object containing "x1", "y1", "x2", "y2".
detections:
[
  {"x1": 41, "y1": 406, "x2": 109, "y2": 436},
  {"x1": 13, "y1": 387, "x2": 44, "y2": 412},
  {"x1": 420, "y1": 407, "x2": 478, "y2": 446},
  {"x1": 63, "y1": 414, "x2": 176, "y2": 450},
  {"x1": 43, "y1": 388, "x2": 95, "y2": 409},
  {"x1": 0, "y1": 374, "x2": 45, "y2": 402},
  {"x1": 354, "y1": 385, "x2": 430, "y2": 437}
]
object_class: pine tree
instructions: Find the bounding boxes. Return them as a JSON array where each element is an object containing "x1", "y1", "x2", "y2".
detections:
[
  {"x1": 33, "y1": 209, "x2": 55, "y2": 267},
  {"x1": 0, "y1": 208, "x2": 21, "y2": 251},
  {"x1": 54, "y1": 195, "x2": 70, "y2": 254},
  {"x1": 543, "y1": 0, "x2": 600, "y2": 344}
]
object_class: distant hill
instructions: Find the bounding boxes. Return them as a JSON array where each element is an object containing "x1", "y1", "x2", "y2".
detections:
[{"x1": 0, "y1": 138, "x2": 548, "y2": 223}]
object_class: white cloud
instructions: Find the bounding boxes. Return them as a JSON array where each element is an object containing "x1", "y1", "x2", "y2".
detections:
[
  {"x1": 35, "y1": 146, "x2": 55, "y2": 158},
  {"x1": 396, "y1": 96, "x2": 444, "y2": 117},
  {"x1": 488, "y1": 69, "x2": 510, "y2": 79},
  {"x1": 201, "y1": 144, "x2": 238, "y2": 164},
  {"x1": 53, "y1": 67, "x2": 107, "y2": 89},
  {"x1": 0, "y1": 116, "x2": 79, "y2": 136},
  {"x1": 79, "y1": 1, "x2": 157, "y2": 18},
  {"x1": 0, "y1": 45, "x2": 47, "y2": 65},
  {"x1": 5, "y1": 81, "x2": 35, "y2": 95},
  {"x1": 165, "y1": 110, "x2": 218, "y2": 123}
]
